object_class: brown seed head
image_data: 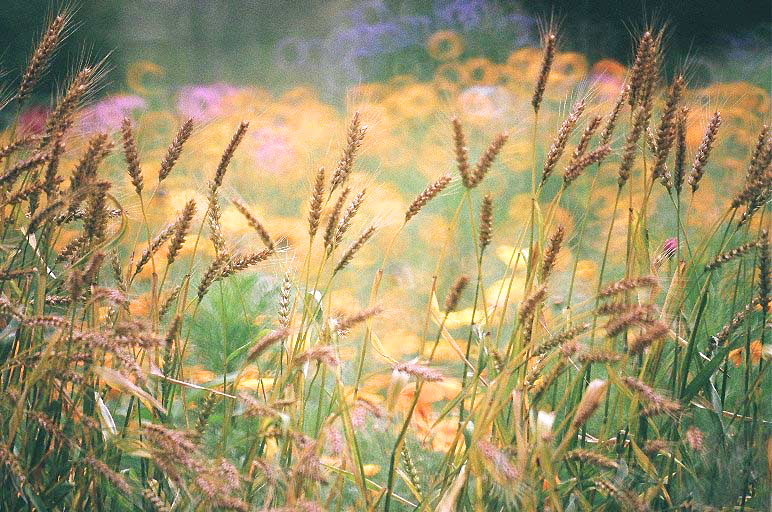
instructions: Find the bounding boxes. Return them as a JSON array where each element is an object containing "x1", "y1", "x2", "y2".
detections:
[
  {"x1": 336, "y1": 305, "x2": 383, "y2": 334},
  {"x1": 444, "y1": 275, "x2": 470, "y2": 313},
  {"x1": 673, "y1": 106, "x2": 689, "y2": 195},
  {"x1": 705, "y1": 238, "x2": 762, "y2": 271},
  {"x1": 452, "y1": 117, "x2": 471, "y2": 186},
  {"x1": 405, "y1": 172, "x2": 453, "y2": 223},
  {"x1": 308, "y1": 166, "x2": 325, "y2": 238},
  {"x1": 572, "y1": 115, "x2": 603, "y2": 161},
  {"x1": 159, "y1": 118, "x2": 194, "y2": 181},
  {"x1": 652, "y1": 75, "x2": 686, "y2": 182},
  {"x1": 629, "y1": 322, "x2": 670, "y2": 354},
  {"x1": 573, "y1": 379, "x2": 608, "y2": 427},
  {"x1": 324, "y1": 187, "x2": 350, "y2": 251},
  {"x1": 18, "y1": 11, "x2": 71, "y2": 104},
  {"x1": 542, "y1": 100, "x2": 585, "y2": 186},
  {"x1": 600, "y1": 85, "x2": 629, "y2": 145},
  {"x1": 540, "y1": 226, "x2": 565, "y2": 281},
  {"x1": 563, "y1": 144, "x2": 612, "y2": 185},
  {"x1": 688, "y1": 112, "x2": 721, "y2": 193},
  {"x1": 331, "y1": 113, "x2": 365, "y2": 192},
  {"x1": 233, "y1": 198, "x2": 274, "y2": 251},
  {"x1": 212, "y1": 121, "x2": 249, "y2": 192},
  {"x1": 247, "y1": 327, "x2": 290, "y2": 362},
  {"x1": 394, "y1": 361, "x2": 444, "y2": 382},
  {"x1": 629, "y1": 32, "x2": 655, "y2": 108},
  {"x1": 532, "y1": 32, "x2": 557, "y2": 113},
  {"x1": 121, "y1": 117, "x2": 143, "y2": 195},
  {"x1": 335, "y1": 189, "x2": 366, "y2": 246},
  {"x1": 479, "y1": 193, "x2": 494, "y2": 250},
  {"x1": 746, "y1": 125, "x2": 772, "y2": 181},
  {"x1": 469, "y1": 132, "x2": 508, "y2": 187},
  {"x1": 605, "y1": 304, "x2": 658, "y2": 337},
  {"x1": 167, "y1": 199, "x2": 197, "y2": 265},
  {"x1": 618, "y1": 106, "x2": 648, "y2": 187},
  {"x1": 599, "y1": 275, "x2": 659, "y2": 297},
  {"x1": 334, "y1": 224, "x2": 377, "y2": 273}
]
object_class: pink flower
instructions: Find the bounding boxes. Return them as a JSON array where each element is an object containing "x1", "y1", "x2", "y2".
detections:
[
  {"x1": 176, "y1": 83, "x2": 238, "y2": 121},
  {"x1": 19, "y1": 105, "x2": 50, "y2": 136},
  {"x1": 663, "y1": 237, "x2": 678, "y2": 256},
  {"x1": 250, "y1": 128, "x2": 297, "y2": 174},
  {"x1": 654, "y1": 237, "x2": 679, "y2": 269},
  {"x1": 79, "y1": 95, "x2": 146, "y2": 133}
]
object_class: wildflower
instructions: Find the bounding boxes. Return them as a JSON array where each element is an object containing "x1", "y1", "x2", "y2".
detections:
[
  {"x1": 728, "y1": 340, "x2": 763, "y2": 366},
  {"x1": 176, "y1": 83, "x2": 238, "y2": 120},
  {"x1": 654, "y1": 237, "x2": 679, "y2": 268},
  {"x1": 19, "y1": 105, "x2": 50, "y2": 135},
  {"x1": 80, "y1": 95, "x2": 146, "y2": 133},
  {"x1": 427, "y1": 30, "x2": 465, "y2": 61}
]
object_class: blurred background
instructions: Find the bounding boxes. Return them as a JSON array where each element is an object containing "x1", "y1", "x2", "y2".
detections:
[{"x1": 2, "y1": 0, "x2": 770, "y2": 106}]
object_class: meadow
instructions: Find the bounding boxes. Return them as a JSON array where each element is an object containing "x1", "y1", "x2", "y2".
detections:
[{"x1": 0, "y1": 6, "x2": 770, "y2": 511}]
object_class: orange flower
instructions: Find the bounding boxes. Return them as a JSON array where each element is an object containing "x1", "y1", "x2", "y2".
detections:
[
  {"x1": 429, "y1": 418, "x2": 462, "y2": 453},
  {"x1": 591, "y1": 58, "x2": 627, "y2": 81},
  {"x1": 728, "y1": 340, "x2": 763, "y2": 366},
  {"x1": 129, "y1": 293, "x2": 152, "y2": 317}
]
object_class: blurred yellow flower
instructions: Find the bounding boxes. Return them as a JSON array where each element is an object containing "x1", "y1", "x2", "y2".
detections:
[
  {"x1": 237, "y1": 366, "x2": 275, "y2": 391},
  {"x1": 126, "y1": 59, "x2": 165, "y2": 96},
  {"x1": 506, "y1": 47, "x2": 542, "y2": 83},
  {"x1": 378, "y1": 329, "x2": 422, "y2": 359},
  {"x1": 187, "y1": 366, "x2": 216, "y2": 384},
  {"x1": 575, "y1": 259, "x2": 598, "y2": 282},
  {"x1": 427, "y1": 30, "x2": 465, "y2": 61},
  {"x1": 435, "y1": 62, "x2": 470, "y2": 90},
  {"x1": 463, "y1": 57, "x2": 499, "y2": 86},
  {"x1": 550, "y1": 52, "x2": 589, "y2": 84},
  {"x1": 429, "y1": 418, "x2": 462, "y2": 453}
]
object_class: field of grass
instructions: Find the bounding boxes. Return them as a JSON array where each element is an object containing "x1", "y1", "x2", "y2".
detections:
[{"x1": 0, "y1": 7, "x2": 770, "y2": 511}]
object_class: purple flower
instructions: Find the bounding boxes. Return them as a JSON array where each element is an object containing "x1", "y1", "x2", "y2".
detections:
[
  {"x1": 326, "y1": 25, "x2": 402, "y2": 58},
  {"x1": 250, "y1": 128, "x2": 296, "y2": 174},
  {"x1": 346, "y1": 0, "x2": 391, "y2": 27},
  {"x1": 398, "y1": 15, "x2": 434, "y2": 43},
  {"x1": 434, "y1": 0, "x2": 489, "y2": 32},
  {"x1": 663, "y1": 237, "x2": 679, "y2": 257},
  {"x1": 654, "y1": 237, "x2": 679, "y2": 269},
  {"x1": 176, "y1": 83, "x2": 238, "y2": 121},
  {"x1": 273, "y1": 37, "x2": 310, "y2": 70},
  {"x1": 19, "y1": 105, "x2": 50, "y2": 136},
  {"x1": 79, "y1": 95, "x2": 146, "y2": 133},
  {"x1": 503, "y1": 13, "x2": 538, "y2": 46}
]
